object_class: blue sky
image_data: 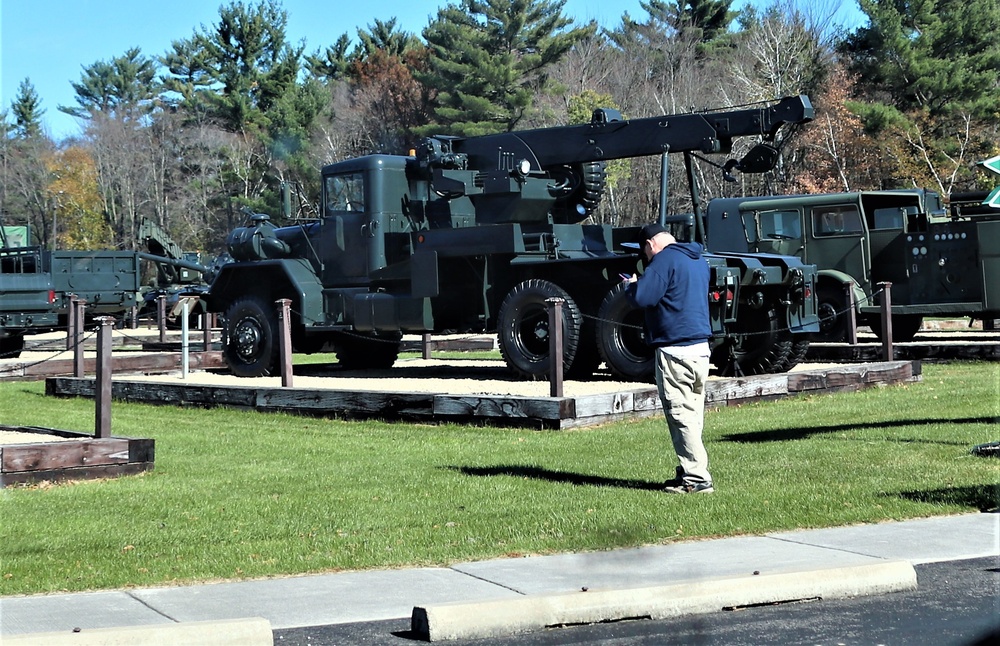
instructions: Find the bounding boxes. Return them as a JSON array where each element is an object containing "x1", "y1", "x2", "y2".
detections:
[{"x1": 1, "y1": 0, "x2": 864, "y2": 141}]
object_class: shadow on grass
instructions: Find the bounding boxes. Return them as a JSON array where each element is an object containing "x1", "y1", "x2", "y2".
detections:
[
  {"x1": 446, "y1": 465, "x2": 663, "y2": 491},
  {"x1": 720, "y1": 416, "x2": 998, "y2": 444},
  {"x1": 895, "y1": 484, "x2": 1000, "y2": 513}
]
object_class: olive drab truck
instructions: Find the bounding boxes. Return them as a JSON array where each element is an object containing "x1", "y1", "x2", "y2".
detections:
[
  {"x1": 705, "y1": 182, "x2": 1000, "y2": 342},
  {"x1": 205, "y1": 96, "x2": 821, "y2": 381},
  {"x1": 0, "y1": 217, "x2": 218, "y2": 359},
  {"x1": 0, "y1": 221, "x2": 142, "y2": 358}
]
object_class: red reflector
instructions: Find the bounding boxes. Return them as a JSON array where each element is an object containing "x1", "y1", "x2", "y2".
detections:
[
  {"x1": 804, "y1": 287, "x2": 812, "y2": 298},
  {"x1": 710, "y1": 291, "x2": 721, "y2": 302},
  {"x1": 417, "y1": 235, "x2": 425, "y2": 243},
  {"x1": 726, "y1": 289, "x2": 734, "y2": 301},
  {"x1": 48, "y1": 290, "x2": 56, "y2": 304}
]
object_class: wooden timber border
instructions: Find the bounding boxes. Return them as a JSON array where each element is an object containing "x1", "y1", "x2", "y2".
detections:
[
  {"x1": 0, "y1": 426, "x2": 154, "y2": 488},
  {"x1": 806, "y1": 341, "x2": 1000, "y2": 362},
  {"x1": 45, "y1": 360, "x2": 921, "y2": 430},
  {"x1": 0, "y1": 351, "x2": 226, "y2": 382}
]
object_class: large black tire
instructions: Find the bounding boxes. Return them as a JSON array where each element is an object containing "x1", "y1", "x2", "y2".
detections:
[
  {"x1": 224, "y1": 296, "x2": 279, "y2": 377},
  {"x1": 0, "y1": 335, "x2": 25, "y2": 360},
  {"x1": 712, "y1": 306, "x2": 790, "y2": 376},
  {"x1": 497, "y1": 279, "x2": 582, "y2": 380},
  {"x1": 816, "y1": 287, "x2": 850, "y2": 342},
  {"x1": 870, "y1": 314, "x2": 923, "y2": 343},
  {"x1": 549, "y1": 161, "x2": 607, "y2": 224},
  {"x1": 335, "y1": 332, "x2": 401, "y2": 369},
  {"x1": 564, "y1": 319, "x2": 603, "y2": 381},
  {"x1": 768, "y1": 332, "x2": 810, "y2": 373},
  {"x1": 595, "y1": 283, "x2": 655, "y2": 382}
]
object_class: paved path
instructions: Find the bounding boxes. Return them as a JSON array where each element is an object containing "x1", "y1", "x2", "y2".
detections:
[{"x1": 1, "y1": 513, "x2": 996, "y2": 639}]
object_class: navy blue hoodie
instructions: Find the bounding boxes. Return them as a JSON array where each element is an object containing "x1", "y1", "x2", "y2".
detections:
[{"x1": 626, "y1": 242, "x2": 711, "y2": 347}]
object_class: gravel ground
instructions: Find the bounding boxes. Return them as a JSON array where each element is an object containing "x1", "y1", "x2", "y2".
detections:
[{"x1": 121, "y1": 357, "x2": 652, "y2": 397}]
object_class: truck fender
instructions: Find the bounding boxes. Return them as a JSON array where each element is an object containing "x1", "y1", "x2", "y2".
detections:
[
  {"x1": 816, "y1": 270, "x2": 866, "y2": 311},
  {"x1": 207, "y1": 259, "x2": 324, "y2": 326}
]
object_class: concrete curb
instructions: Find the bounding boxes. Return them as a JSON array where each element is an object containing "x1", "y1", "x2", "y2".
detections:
[
  {"x1": 1, "y1": 617, "x2": 273, "y2": 646},
  {"x1": 412, "y1": 560, "x2": 917, "y2": 641}
]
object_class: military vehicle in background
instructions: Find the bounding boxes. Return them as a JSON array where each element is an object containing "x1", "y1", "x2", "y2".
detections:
[
  {"x1": 136, "y1": 218, "x2": 227, "y2": 327},
  {"x1": 705, "y1": 186, "x2": 1000, "y2": 341},
  {"x1": 0, "y1": 218, "x2": 216, "y2": 358},
  {"x1": 204, "y1": 96, "x2": 820, "y2": 381},
  {"x1": 0, "y1": 221, "x2": 142, "y2": 358}
]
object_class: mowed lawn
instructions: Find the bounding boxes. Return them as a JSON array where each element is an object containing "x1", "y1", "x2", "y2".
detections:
[{"x1": 0, "y1": 360, "x2": 996, "y2": 596}]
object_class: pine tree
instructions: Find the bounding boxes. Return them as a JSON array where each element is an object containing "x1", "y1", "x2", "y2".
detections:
[
  {"x1": 838, "y1": 0, "x2": 1000, "y2": 192},
  {"x1": 11, "y1": 79, "x2": 45, "y2": 139},
  {"x1": 419, "y1": 0, "x2": 595, "y2": 136},
  {"x1": 60, "y1": 48, "x2": 159, "y2": 121}
]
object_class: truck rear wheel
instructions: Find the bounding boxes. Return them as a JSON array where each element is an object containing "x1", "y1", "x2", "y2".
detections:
[
  {"x1": 768, "y1": 332, "x2": 810, "y2": 373},
  {"x1": 224, "y1": 296, "x2": 279, "y2": 377},
  {"x1": 497, "y1": 279, "x2": 582, "y2": 380},
  {"x1": 595, "y1": 283, "x2": 654, "y2": 382},
  {"x1": 0, "y1": 335, "x2": 25, "y2": 359},
  {"x1": 712, "y1": 306, "x2": 790, "y2": 376},
  {"x1": 870, "y1": 314, "x2": 923, "y2": 342}
]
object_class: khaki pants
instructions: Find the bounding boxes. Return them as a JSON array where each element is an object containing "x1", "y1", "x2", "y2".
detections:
[{"x1": 654, "y1": 347, "x2": 712, "y2": 485}]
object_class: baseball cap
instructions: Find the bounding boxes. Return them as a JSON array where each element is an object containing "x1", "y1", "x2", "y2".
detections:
[{"x1": 622, "y1": 223, "x2": 669, "y2": 249}]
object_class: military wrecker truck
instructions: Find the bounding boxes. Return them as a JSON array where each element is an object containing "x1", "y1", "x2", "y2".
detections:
[
  {"x1": 205, "y1": 95, "x2": 820, "y2": 381},
  {"x1": 705, "y1": 186, "x2": 1000, "y2": 342}
]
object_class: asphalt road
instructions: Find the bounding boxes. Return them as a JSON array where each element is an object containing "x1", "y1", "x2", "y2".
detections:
[{"x1": 273, "y1": 556, "x2": 1000, "y2": 646}]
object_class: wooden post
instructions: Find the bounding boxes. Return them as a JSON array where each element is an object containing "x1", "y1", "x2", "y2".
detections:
[
  {"x1": 277, "y1": 298, "x2": 293, "y2": 387},
  {"x1": 157, "y1": 295, "x2": 167, "y2": 343},
  {"x1": 66, "y1": 294, "x2": 77, "y2": 351},
  {"x1": 203, "y1": 312, "x2": 215, "y2": 352},
  {"x1": 95, "y1": 316, "x2": 114, "y2": 439},
  {"x1": 422, "y1": 333, "x2": 432, "y2": 360},
  {"x1": 878, "y1": 281, "x2": 894, "y2": 361},
  {"x1": 73, "y1": 298, "x2": 86, "y2": 378},
  {"x1": 844, "y1": 282, "x2": 858, "y2": 346},
  {"x1": 546, "y1": 297, "x2": 564, "y2": 398}
]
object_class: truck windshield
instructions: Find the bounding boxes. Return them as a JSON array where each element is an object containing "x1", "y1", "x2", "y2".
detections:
[
  {"x1": 744, "y1": 209, "x2": 800, "y2": 243},
  {"x1": 324, "y1": 173, "x2": 365, "y2": 213}
]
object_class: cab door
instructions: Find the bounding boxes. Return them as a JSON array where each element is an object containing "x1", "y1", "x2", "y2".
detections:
[{"x1": 808, "y1": 204, "x2": 869, "y2": 291}]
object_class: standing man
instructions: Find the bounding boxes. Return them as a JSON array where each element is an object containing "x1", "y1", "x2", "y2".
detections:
[{"x1": 625, "y1": 223, "x2": 714, "y2": 494}]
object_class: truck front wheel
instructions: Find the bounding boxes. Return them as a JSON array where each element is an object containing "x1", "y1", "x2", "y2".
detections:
[
  {"x1": 224, "y1": 296, "x2": 279, "y2": 377},
  {"x1": 816, "y1": 287, "x2": 850, "y2": 342},
  {"x1": 497, "y1": 279, "x2": 582, "y2": 380}
]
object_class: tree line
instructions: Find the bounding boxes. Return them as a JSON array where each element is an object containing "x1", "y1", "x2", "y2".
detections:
[{"x1": 1, "y1": 0, "x2": 998, "y2": 257}]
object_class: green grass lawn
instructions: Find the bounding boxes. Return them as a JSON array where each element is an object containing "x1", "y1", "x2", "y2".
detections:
[{"x1": 0, "y1": 361, "x2": 997, "y2": 596}]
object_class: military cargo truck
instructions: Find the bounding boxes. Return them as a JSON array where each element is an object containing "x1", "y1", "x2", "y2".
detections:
[
  {"x1": 0, "y1": 228, "x2": 142, "y2": 358},
  {"x1": 0, "y1": 219, "x2": 212, "y2": 358},
  {"x1": 204, "y1": 96, "x2": 820, "y2": 381},
  {"x1": 705, "y1": 188, "x2": 1000, "y2": 341}
]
